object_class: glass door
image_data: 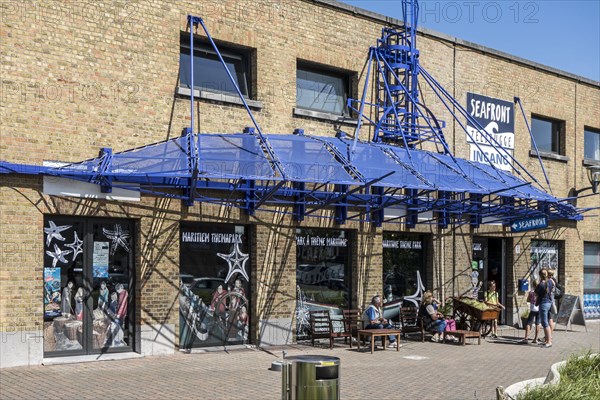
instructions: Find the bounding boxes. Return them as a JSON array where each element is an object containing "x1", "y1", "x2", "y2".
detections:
[
  {"x1": 43, "y1": 216, "x2": 134, "y2": 356},
  {"x1": 89, "y1": 220, "x2": 134, "y2": 351},
  {"x1": 43, "y1": 218, "x2": 86, "y2": 354}
]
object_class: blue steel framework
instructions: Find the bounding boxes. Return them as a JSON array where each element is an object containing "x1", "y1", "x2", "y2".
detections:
[{"x1": 0, "y1": 0, "x2": 590, "y2": 227}]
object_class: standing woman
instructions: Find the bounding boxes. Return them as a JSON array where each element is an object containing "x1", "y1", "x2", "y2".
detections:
[{"x1": 535, "y1": 269, "x2": 555, "y2": 348}]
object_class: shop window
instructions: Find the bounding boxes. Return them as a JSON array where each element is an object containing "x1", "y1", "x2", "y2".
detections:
[
  {"x1": 531, "y1": 115, "x2": 565, "y2": 155},
  {"x1": 529, "y1": 240, "x2": 559, "y2": 278},
  {"x1": 583, "y1": 242, "x2": 600, "y2": 319},
  {"x1": 43, "y1": 217, "x2": 134, "y2": 356},
  {"x1": 179, "y1": 38, "x2": 252, "y2": 98},
  {"x1": 295, "y1": 228, "x2": 351, "y2": 340},
  {"x1": 382, "y1": 233, "x2": 425, "y2": 309},
  {"x1": 296, "y1": 62, "x2": 351, "y2": 116},
  {"x1": 179, "y1": 222, "x2": 251, "y2": 348},
  {"x1": 584, "y1": 127, "x2": 600, "y2": 162}
]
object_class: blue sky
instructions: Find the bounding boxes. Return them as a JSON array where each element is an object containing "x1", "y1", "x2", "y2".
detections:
[{"x1": 339, "y1": 0, "x2": 600, "y2": 82}]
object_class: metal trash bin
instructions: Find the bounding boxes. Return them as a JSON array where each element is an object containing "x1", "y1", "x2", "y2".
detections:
[{"x1": 281, "y1": 355, "x2": 340, "y2": 400}]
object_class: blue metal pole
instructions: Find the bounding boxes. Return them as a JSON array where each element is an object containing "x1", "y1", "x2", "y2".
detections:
[
  {"x1": 515, "y1": 97, "x2": 553, "y2": 195},
  {"x1": 192, "y1": 16, "x2": 286, "y2": 180},
  {"x1": 189, "y1": 16, "x2": 195, "y2": 135},
  {"x1": 351, "y1": 48, "x2": 373, "y2": 156}
]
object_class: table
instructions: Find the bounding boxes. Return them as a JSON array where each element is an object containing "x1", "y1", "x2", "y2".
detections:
[
  {"x1": 443, "y1": 329, "x2": 481, "y2": 345},
  {"x1": 357, "y1": 329, "x2": 401, "y2": 354}
]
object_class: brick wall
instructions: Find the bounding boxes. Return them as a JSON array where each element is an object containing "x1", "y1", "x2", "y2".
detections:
[{"x1": 1, "y1": 0, "x2": 599, "y2": 345}]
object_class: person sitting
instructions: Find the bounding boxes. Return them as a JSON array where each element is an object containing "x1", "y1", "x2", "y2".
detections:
[
  {"x1": 362, "y1": 295, "x2": 398, "y2": 348},
  {"x1": 419, "y1": 291, "x2": 446, "y2": 342}
]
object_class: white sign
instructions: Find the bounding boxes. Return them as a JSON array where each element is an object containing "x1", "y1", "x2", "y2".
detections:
[{"x1": 466, "y1": 93, "x2": 515, "y2": 172}]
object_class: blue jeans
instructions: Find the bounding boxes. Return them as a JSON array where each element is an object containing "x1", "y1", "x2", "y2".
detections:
[
  {"x1": 429, "y1": 319, "x2": 446, "y2": 334},
  {"x1": 539, "y1": 301, "x2": 552, "y2": 328},
  {"x1": 365, "y1": 323, "x2": 396, "y2": 343}
]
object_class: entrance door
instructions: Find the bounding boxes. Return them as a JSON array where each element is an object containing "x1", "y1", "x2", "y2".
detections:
[
  {"x1": 472, "y1": 237, "x2": 505, "y2": 323},
  {"x1": 43, "y1": 217, "x2": 134, "y2": 356}
]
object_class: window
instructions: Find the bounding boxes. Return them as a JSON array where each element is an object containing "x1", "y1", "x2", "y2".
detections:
[
  {"x1": 584, "y1": 127, "x2": 600, "y2": 162},
  {"x1": 179, "y1": 222, "x2": 251, "y2": 348},
  {"x1": 179, "y1": 38, "x2": 251, "y2": 98},
  {"x1": 531, "y1": 115, "x2": 564, "y2": 155},
  {"x1": 295, "y1": 228, "x2": 351, "y2": 339},
  {"x1": 583, "y1": 242, "x2": 600, "y2": 319},
  {"x1": 296, "y1": 63, "x2": 351, "y2": 116},
  {"x1": 530, "y1": 240, "x2": 559, "y2": 279},
  {"x1": 382, "y1": 233, "x2": 425, "y2": 303}
]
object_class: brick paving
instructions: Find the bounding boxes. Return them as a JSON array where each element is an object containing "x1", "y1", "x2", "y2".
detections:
[{"x1": 1, "y1": 323, "x2": 598, "y2": 400}]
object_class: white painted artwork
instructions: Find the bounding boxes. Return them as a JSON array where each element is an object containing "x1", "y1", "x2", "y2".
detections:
[
  {"x1": 102, "y1": 224, "x2": 130, "y2": 256},
  {"x1": 65, "y1": 231, "x2": 83, "y2": 261},
  {"x1": 45, "y1": 244, "x2": 72, "y2": 268},
  {"x1": 216, "y1": 242, "x2": 250, "y2": 283},
  {"x1": 44, "y1": 221, "x2": 72, "y2": 247}
]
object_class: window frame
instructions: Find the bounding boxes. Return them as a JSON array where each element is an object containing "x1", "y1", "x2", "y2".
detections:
[
  {"x1": 177, "y1": 34, "x2": 261, "y2": 108},
  {"x1": 295, "y1": 61, "x2": 354, "y2": 120},
  {"x1": 583, "y1": 242, "x2": 600, "y2": 295},
  {"x1": 583, "y1": 126, "x2": 600, "y2": 163},
  {"x1": 530, "y1": 114, "x2": 565, "y2": 156}
]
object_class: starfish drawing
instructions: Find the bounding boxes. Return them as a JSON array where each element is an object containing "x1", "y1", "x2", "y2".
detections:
[
  {"x1": 295, "y1": 285, "x2": 311, "y2": 336},
  {"x1": 65, "y1": 231, "x2": 83, "y2": 261},
  {"x1": 102, "y1": 224, "x2": 130, "y2": 256},
  {"x1": 45, "y1": 244, "x2": 72, "y2": 268},
  {"x1": 44, "y1": 221, "x2": 71, "y2": 247},
  {"x1": 217, "y1": 242, "x2": 250, "y2": 283}
]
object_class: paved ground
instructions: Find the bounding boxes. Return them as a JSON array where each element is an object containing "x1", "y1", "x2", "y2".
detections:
[{"x1": 1, "y1": 323, "x2": 598, "y2": 400}]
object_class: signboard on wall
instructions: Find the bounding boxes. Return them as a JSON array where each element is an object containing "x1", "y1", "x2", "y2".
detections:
[
  {"x1": 466, "y1": 92, "x2": 515, "y2": 171},
  {"x1": 510, "y1": 216, "x2": 548, "y2": 232}
]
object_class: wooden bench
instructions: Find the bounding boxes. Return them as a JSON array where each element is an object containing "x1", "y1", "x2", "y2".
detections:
[
  {"x1": 357, "y1": 329, "x2": 401, "y2": 354},
  {"x1": 443, "y1": 329, "x2": 481, "y2": 346}
]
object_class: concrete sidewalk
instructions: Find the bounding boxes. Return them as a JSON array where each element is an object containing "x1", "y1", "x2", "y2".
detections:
[{"x1": 1, "y1": 323, "x2": 598, "y2": 400}]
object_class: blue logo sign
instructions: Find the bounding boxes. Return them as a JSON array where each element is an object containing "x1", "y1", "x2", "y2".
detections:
[{"x1": 510, "y1": 216, "x2": 548, "y2": 233}]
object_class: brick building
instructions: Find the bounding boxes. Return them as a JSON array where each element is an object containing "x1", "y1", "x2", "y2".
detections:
[{"x1": 1, "y1": 0, "x2": 598, "y2": 368}]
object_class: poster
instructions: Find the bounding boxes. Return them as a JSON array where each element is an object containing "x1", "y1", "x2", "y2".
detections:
[
  {"x1": 93, "y1": 241, "x2": 109, "y2": 278},
  {"x1": 179, "y1": 223, "x2": 250, "y2": 349},
  {"x1": 44, "y1": 267, "x2": 62, "y2": 317},
  {"x1": 466, "y1": 92, "x2": 515, "y2": 171},
  {"x1": 530, "y1": 240, "x2": 559, "y2": 279}
]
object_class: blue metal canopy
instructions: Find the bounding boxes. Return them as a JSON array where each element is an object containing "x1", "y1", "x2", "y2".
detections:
[{"x1": 0, "y1": 130, "x2": 583, "y2": 225}]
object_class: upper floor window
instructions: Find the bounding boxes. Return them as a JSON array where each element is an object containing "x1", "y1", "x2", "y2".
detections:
[
  {"x1": 296, "y1": 62, "x2": 351, "y2": 116},
  {"x1": 584, "y1": 127, "x2": 600, "y2": 162},
  {"x1": 531, "y1": 115, "x2": 565, "y2": 155},
  {"x1": 179, "y1": 38, "x2": 252, "y2": 98}
]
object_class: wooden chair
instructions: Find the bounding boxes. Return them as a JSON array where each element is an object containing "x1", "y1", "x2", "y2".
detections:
[
  {"x1": 399, "y1": 306, "x2": 425, "y2": 342},
  {"x1": 309, "y1": 310, "x2": 334, "y2": 348},
  {"x1": 342, "y1": 309, "x2": 362, "y2": 348}
]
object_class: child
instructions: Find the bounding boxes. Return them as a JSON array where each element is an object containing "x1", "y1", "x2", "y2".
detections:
[
  {"x1": 521, "y1": 280, "x2": 541, "y2": 344},
  {"x1": 485, "y1": 280, "x2": 505, "y2": 338}
]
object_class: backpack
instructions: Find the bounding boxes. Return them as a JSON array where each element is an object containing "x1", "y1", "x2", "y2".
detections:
[{"x1": 554, "y1": 281, "x2": 563, "y2": 300}]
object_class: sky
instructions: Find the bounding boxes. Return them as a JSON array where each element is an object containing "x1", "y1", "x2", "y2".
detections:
[{"x1": 338, "y1": 0, "x2": 600, "y2": 82}]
